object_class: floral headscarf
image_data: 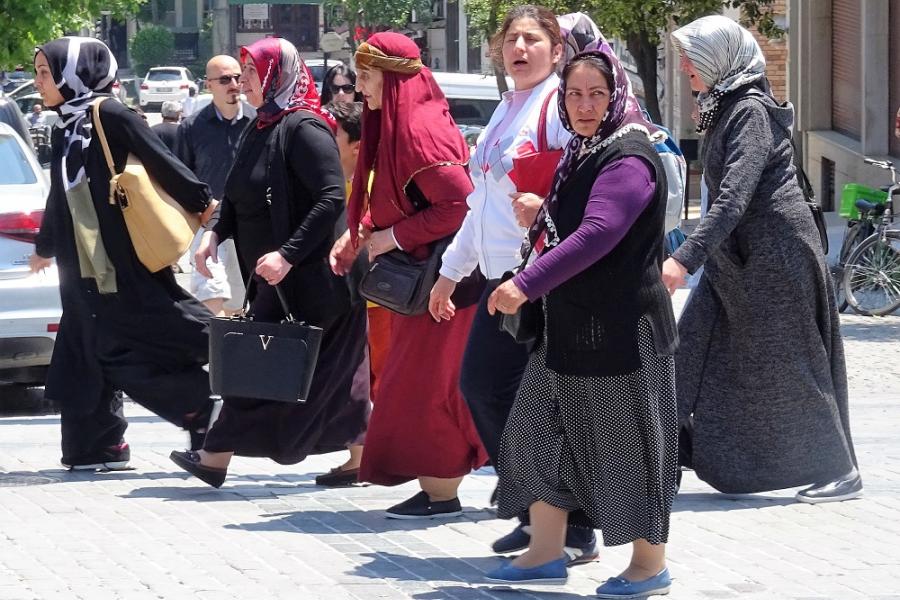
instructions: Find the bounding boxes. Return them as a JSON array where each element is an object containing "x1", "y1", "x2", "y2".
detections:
[
  {"x1": 527, "y1": 31, "x2": 660, "y2": 250},
  {"x1": 36, "y1": 37, "x2": 117, "y2": 190},
  {"x1": 240, "y1": 37, "x2": 336, "y2": 132},
  {"x1": 671, "y1": 15, "x2": 766, "y2": 133}
]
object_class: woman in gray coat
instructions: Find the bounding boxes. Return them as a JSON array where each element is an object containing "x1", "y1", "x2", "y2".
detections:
[{"x1": 663, "y1": 15, "x2": 861, "y2": 504}]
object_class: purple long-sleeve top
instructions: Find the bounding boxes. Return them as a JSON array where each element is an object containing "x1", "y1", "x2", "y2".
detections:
[{"x1": 514, "y1": 156, "x2": 656, "y2": 301}]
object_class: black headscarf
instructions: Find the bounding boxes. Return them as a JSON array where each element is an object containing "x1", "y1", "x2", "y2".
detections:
[{"x1": 36, "y1": 37, "x2": 118, "y2": 190}]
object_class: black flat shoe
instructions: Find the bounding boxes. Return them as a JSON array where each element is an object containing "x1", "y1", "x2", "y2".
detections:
[
  {"x1": 315, "y1": 466, "x2": 359, "y2": 487},
  {"x1": 170, "y1": 450, "x2": 227, "y2": 488},
  {"x1": 385, "y1": 491, "x2": 462, "y2": 519},
  {"x1": 795, "y1": 468, "x2": 863, "y2": 504}
]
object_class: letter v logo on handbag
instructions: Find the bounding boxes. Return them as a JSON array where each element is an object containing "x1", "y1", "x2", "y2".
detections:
[{"x1": 259, "y1": 335, "x2": 274, "y2": 350}]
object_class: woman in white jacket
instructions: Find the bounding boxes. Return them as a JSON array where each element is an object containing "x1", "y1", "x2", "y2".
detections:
[{"x1": 428, "y1": 5, "x2": 596, "y2": 562}]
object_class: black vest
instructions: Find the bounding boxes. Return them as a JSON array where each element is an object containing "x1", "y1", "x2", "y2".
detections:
[{"x1": 543, "y1": 130, "x2": 678, "y2": 377}]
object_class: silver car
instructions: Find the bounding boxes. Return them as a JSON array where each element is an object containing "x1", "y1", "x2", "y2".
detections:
[{"x1": 0, "y1": 123, "x2": 61, "y2": 400}]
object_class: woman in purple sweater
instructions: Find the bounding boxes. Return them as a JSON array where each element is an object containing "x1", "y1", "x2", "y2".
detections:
[{"x1": 484, "y1": 41, "x2": 679, "y2": 599}]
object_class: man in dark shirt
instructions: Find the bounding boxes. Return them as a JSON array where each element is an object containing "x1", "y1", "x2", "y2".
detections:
[
  {"x1": 175, "y1": 55, "x2": 254, "y2": 315},
  {"x1": 151, "y1": 100, "x2": 182, "y2": 152}
]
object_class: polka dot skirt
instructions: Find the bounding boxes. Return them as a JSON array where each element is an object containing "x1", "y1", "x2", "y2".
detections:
[{"x1": 496, "y1": 317, "x2": 679, "y2": 547}]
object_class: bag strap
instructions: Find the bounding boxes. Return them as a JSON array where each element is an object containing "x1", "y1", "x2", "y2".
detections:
[
  {"x1": 746, "y1": 95, "x2": 816, "y2": 202},
  {"x1": 90, "y1": 98, "x2": 117, "y2": 176},
  {"x1": 238, "y1": 271, "x2": 296, "y2": 323},
  {"x1": 536, "y1": 89, "x2": 556, "y2": 153}
]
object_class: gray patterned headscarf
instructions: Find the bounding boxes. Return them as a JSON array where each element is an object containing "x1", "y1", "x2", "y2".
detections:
[
  {"x1": 671, "y1": 15, "x2": 766, "y2": 132},
  {"x1": 36, "y1": 37, "x2": 117, "y2": 190}
]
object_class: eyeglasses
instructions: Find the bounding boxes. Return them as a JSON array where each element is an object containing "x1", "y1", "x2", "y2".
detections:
[
  {"x1": 330, "y1": 84, "x2": 356, "y2": 95},
  {"x1": 210, "y1": 74, "x2": 241, "y2": 85}
]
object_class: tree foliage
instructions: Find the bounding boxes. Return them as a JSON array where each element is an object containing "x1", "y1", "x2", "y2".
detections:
[
  {"x1": 324, "y1": 0, "x2": 433, "y2": 51},
  {"x1": 465, "y1": 0, "x2": 783, "y2": 123},
  {"x1": 130, "y1": 25, "x2": 174, "y2": 75},
  {"x1": 0, "y1": 0, "x2": 142, "y2": 68}
]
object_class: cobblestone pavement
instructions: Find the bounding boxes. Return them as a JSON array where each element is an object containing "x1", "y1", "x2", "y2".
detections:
[{"x1": 0, "y1": 290, "x2": 898, "y2": 600}]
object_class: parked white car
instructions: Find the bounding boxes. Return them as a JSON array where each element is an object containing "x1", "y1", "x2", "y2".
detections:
[
  {"x1": 0, "y1": 123, "x2": 61, "y2": 398},
  {"x1": 139, "y1": 66, "x2": 199, "y2": 109}
]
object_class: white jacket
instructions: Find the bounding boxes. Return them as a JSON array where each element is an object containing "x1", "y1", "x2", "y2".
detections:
[{"x1": 440, "y1": 74, "x2": 571, "y2": 282}]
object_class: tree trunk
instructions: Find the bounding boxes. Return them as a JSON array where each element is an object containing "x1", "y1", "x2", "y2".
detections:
[
  {"x1": 487, "y1": 0, "x2": 507, "y2": 95},
  {"x1": 626, "y1": 32, "x2": 662, "y2": 124}
]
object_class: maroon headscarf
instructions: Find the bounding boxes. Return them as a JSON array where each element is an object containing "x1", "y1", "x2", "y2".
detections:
[
  {"x1": 240, "y1": 37, "x2": 336, "y2": 132},
  {"x1": 346, "y1": 32, "x2": 469, "y2": 248}
]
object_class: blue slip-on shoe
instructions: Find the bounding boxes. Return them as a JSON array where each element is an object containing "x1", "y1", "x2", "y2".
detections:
[
  {"x1": 595, "y1": 568, "x2": 672, "y2": 599},
  {"x1": 485, "y1": 556, "x2": 568, "y2": 585}
]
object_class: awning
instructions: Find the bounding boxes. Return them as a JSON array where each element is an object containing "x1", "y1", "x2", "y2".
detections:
[{"x1": 229, "y1": 0, "x2": 323, "y2": 4}]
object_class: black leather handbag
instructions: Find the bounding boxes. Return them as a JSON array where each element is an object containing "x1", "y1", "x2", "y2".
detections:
[
  {"x1": 498, "y1": 243, "x2": 543, "y2": 345},
  {"x1": 358, "y1": 235, "x2": 452, "y2": 316},
  {"x1": 209, "y1": 281, "x2": 323, "y2": 402},
  {"x1": 358, "y1": 181, "x2": 456, "y2": 316}
]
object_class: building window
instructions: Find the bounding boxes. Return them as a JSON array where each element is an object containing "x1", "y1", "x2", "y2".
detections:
[
  {"x1": 831, "y1": 0, "x2": 862, "y2": 140},
  {"x1": 889, "y1": 0, "x2": 900, "y2": 157}
]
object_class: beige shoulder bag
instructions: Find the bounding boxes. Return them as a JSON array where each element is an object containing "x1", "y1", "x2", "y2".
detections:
[{"x1": 92, "y1": 98, "x2": 200, "y2": 273}]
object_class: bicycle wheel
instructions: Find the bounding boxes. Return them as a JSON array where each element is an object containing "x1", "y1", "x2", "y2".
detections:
[
  {"x1": 833, "y1": 220, "x2": 874, "y2": 312},
  {"x1": 843, "y1": 230, "x2": 900, "y2": 316}
]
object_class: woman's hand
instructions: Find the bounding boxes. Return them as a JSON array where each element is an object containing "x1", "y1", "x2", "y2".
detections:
[
  {"x1": 255, "y1": 251, "x2": 292, "y2": 286},
  {"x1": 510, "y1": 192, "x2": 543, "y2": 228},
  {"x1": 367, "y1": 228, "x2": 397, "y2": 261},
  {"x1": 487, "y1": 279, "x2": 528, "y2": 315},
  {"x1": 29, "y1": 254, "x2": 52, "y2": 273},
  {"x1": 662, "y1": 257, "x2": 689, "y2": 295},
  {"x1": 200, "y1": 199, "x2": 219, "y2": 226},
  {"x1": 429, "y1": 275, "x2": 458, "y2": 322},
  {"x1": 194, "y1": 230, "x2": 219, "y2": 279},
  {"x1": 329, "y1": 229, "x2": 361, "y2": 276}
]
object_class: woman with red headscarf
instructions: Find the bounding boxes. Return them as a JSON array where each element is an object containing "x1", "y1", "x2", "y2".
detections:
[
  {"x1": 170, "y1": 38, "x2": 370, "y2": 487},
  {"x1": 330, "y1": 32, "x2": 487, "y2": 518}
]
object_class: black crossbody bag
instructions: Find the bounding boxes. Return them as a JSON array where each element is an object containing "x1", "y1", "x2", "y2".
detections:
[{"x1": 358, "y1": 184, "x2": 453, "y2": 315}]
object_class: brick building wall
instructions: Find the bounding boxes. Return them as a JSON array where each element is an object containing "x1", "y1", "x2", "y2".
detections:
[{"x1": 746, "y1": 0, "x2": 788, "y2": 102}]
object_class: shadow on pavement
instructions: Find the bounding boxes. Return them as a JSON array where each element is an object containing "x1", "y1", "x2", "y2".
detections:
[
  {"x1": 840, "y1": 318, "x2": 900, "y2": 341},
  {"x1": 225, "y1": 509, "x2": 496, "y2": 535},
  {"x1": 416, "y1": 584, "x2": 588, "y2": 599},
  {"x1": 349, "y1": 553, "x2": 589, "y2": 599},
  {"x1": 673, "y1": 491, "x2": 797, "y2": 511}
]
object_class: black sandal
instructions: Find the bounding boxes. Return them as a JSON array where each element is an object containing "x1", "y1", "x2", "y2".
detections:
[{"x1": 170, "y1": 450, "x2": 227, "y2": 488}]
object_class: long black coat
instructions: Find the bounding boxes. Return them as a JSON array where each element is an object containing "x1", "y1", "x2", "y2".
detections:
[{"x1": 36, "y1": 100, "x2": 213, "y2": 414}]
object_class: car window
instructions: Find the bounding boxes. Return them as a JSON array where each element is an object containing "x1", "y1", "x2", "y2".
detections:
[
  {"x1": 0, "y1": 135, "x2": 38, "y2": 184},
  {"x1": 446, "y1": 98, "x2": 499, "y2": 127},
  {"x1": 308, "y1": 65, "x2": 325, "y2": 83},
  {"x1": 147, "y1": 70, "x2": 185, "y2": 81}
]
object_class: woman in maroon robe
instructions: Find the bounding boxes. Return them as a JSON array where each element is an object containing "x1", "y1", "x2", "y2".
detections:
[{"x1": 331, "y1": 32, "x2": 487, "y2": 519}]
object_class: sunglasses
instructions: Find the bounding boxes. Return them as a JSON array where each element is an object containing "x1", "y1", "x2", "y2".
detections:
[
  {"x1": 331, "y1": 84, "x2": 356, "y2": 94},
  {"x1": 210, "y1": 74, "x2": 241, "y2": 85}
]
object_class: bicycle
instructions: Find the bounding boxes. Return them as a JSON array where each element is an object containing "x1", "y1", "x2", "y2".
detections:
[
  {"x1": 831, "y1": 199, "x2": 883, "y2": 312},
  {"x1": 841, "y1": 158, "x2": 900, "y2": 316}
]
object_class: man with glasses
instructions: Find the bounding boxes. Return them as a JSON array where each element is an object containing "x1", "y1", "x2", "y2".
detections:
[{"x1": 175, "y1": 55, "x2": 255, "y2": 316}]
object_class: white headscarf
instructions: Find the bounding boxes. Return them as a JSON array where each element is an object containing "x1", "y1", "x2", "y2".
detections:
[
  {"x1": 36, "y1": 37, "x2": 118, "y2": 190},
  {"x1": 671, "y1": 15, "x2": 766, "y2": 132}
]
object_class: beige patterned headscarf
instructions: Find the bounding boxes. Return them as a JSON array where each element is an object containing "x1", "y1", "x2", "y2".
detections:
[{"x1": 672, "y1": 15, "x2": 766, "y2": 132}]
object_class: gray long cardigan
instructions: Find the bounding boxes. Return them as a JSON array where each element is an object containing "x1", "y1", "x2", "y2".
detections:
[{"x1": 673, "y1": 88, "x2": 857, "y2": 494}]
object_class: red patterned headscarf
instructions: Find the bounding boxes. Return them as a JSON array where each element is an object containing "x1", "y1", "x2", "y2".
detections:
[
  {"x1": 240, "y1": 37, "x2": 336, "y2": 132},
  {"x1": 347, "y1": 32, "x2": 469, "y2": 247}
]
